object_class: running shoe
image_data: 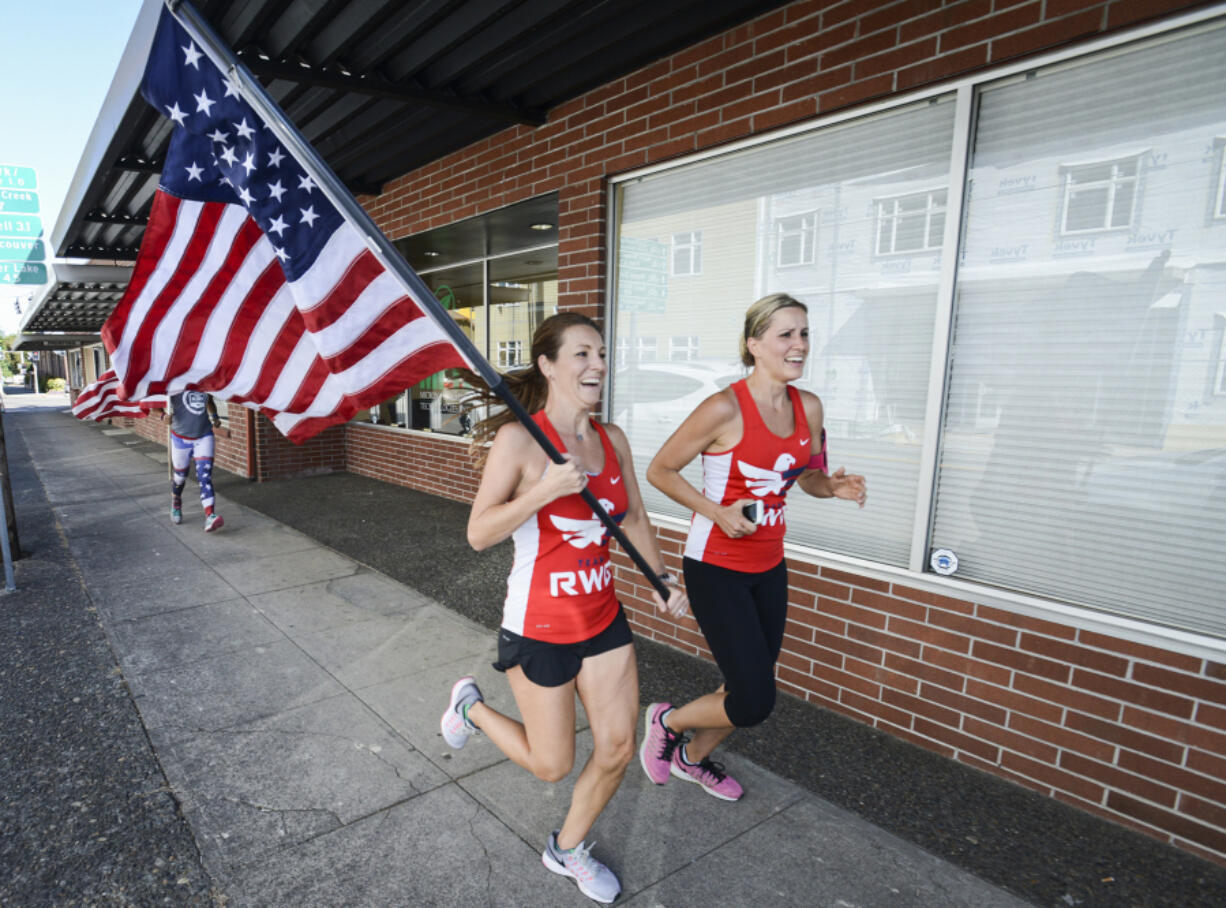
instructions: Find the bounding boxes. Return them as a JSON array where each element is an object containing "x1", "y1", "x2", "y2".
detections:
[
  {"x1": 541, "y1": 831, "x2": 620, "y2": 904},
  {"x1": 670, "y1": 747, "x2": 743, "y2": 801},
  {"x1": 440, "y1": 676, "x2": 483, "y2": 749},
  {"x1": 203, "y1": 513, "x2": 224, "y2": 533},
  {"x1": 170, "y1": 504, "x2": 182, "y2": 525},
  {"x1": 638, "y1": 702, "x2": 685, "y2": 785}
]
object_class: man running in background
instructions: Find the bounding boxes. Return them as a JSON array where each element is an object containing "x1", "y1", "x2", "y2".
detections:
[{"x1": 168, "y1": 390, "x2": 224, "y2": 532}]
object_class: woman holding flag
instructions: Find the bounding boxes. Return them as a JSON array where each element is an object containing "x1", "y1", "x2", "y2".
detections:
[{"x1": 440, "y1": 312, "x2": 686, "y2": 904}]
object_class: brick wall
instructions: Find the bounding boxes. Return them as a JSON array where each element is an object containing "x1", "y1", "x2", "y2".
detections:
[
  {"x1": 353, "y1": 0, "x2": 1223, "y2": 863},
  {"x1": 345, "y1": 424, "x2": 480, "y2": 503},
  {"x1": 252, "y1": 414, "x2": 345, "y2": 481}
]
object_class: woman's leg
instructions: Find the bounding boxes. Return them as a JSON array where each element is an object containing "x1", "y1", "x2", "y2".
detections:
[
  {"x1": 666, "y1": 560, "x2": 789, "y2": 761},
  {"x1": 557, "y1": 642, "x2": 638, "y2": 849},
  {"x1": 467, "y1": 669, "x2": 577, "y2": 783}
]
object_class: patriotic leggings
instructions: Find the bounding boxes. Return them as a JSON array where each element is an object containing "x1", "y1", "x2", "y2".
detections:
[{"x1": 170, "y1": 431, "x2": 216, "y2": 509}]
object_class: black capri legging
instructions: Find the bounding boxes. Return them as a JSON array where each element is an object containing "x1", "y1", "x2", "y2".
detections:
[{"x1": 682, "y1": 556, "x2": 789, "y2": 728}]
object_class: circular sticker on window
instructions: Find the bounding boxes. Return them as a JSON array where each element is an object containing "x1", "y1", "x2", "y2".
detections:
[{"x1": 930, "y1": 548, "x2": 959, "y2": 576}]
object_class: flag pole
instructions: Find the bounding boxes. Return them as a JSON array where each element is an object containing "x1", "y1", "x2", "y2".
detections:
[{"x1": 165, "y1": 0, "x2": 671, "y2": 601}]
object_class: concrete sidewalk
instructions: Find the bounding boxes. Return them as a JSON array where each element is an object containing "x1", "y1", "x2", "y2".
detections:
[{"x1": 9, "y1": 396, "x2": 1032, "y2": 907}]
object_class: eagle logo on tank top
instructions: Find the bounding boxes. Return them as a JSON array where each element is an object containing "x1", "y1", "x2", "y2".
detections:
[
  {"x1": 549, "y1": 498, "x2": 623, "y2": 548},
  {"x1": 737, "y1": 453, "x2": 803, "y2": 497}
]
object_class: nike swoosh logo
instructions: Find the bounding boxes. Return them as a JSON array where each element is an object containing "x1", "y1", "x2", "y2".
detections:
[
  {"x1": 799, "y1": 438, "x2": 810, "y2": 446},
  {"x1": 610, "y1": 476, "x2": 621, "y2": 484}
]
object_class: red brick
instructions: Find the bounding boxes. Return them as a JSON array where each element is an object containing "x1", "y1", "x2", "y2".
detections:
[
  {"x1": 1180, "y1": 793, "x2": 1226, "y2": 833},
  {"x1": 1133, "y1": 663, "x2": 1226, "y2": 706},
  {"x1": 914, "y1": 717, "x2": 1000, "y2": 762},
  {"x1": 782, "y1": 22, "x2": 857, "y2": 65},
  {"x1": 891, "y1": 583, "x2": 974, "y2": 614},
  {"x1": 1105, "y1": 0, "x2": 1201, "y2": 29},
  {"x1": 1106, "y1": 792, "x2": 1226, "y2": 855},
  {"x1": 820, "y1": 567, "x2": 891, "y2": 592},
  {"x1": 1199, "y1": 702, "x2": 1226, "y2": 732},
  {"x1": 859, "y1": 0, "x2": 938, "y2": 37},
  {"x1": 822, "y1": 26, "x2": 898, "y2": 69},
  {"x1": 1122, "y1": 707, "x2": 1226, "y2": 758},
  {"x1": 1001, "y1": 750, "x2": 1105, "y2": 802},
  {"x1": 963, "y1": 715, "x2": 1057, "y2": 762},
  {"x1": 922, "y1": 682, "x2": 1007, "y2": 724},
  {"x1": 972, "y1": 640, "x2": 1069, "y2": 682},
  {"x1": 1187, "y1": 749, "x2": 1226, "y2": 787},
  {"x1": 822, "y1": 597, "x2": 888, "y2": 630},
  {"x1": 847, "y1": 656, "x2": 920, "y2": 694},
  {"x1": 1044, "y1": 0, "x2": 1105, "y2": 15},
  {"x1": 932, "y1": 610, "x2": 1019, "y2": 646},
  {"x1": 1013, "y1": 674, "x2": 1121, "y2": 720},
  {"x1": 926, "y1": 648, "x2": 1011, "y2": 686},
  {"x1": 812, "y1": 662, "x2": 882, "y2": 699},
  {"x1": 794, "y1": 571, "x2": 852, "y2": 600},
  {"x1": 841, "y1": 689, "x2": 913, "y2": 728},
  {"x1": 800, "y1": 631, "x2": 858, "y2": 668},
  {"x1": 851, "y1": 587, "x2": 927, "y2": 621},
  {"x1": 990, "y1": 8, "x2": 1103, "y2": 61},
  {"x1": 1076, "y1": 630, "x2": 1202, "y2": 673},
  {"x1": 779, "y1": 65, "x2": 856, "y2": 104},
  {"x1": 899, "y1": 0, "x2": 993, "y2": 42},
  {"x1": 818, "y1": 72, "x2": 895, "y2": 111},
  {"x1": 1010, "y1": 713, "x2": 1115, "y2": 761},
  {"x1": 1073, "y1": 668, "x2": 1195, "y2": 720},
  {"x1": 1019, "y1": 633, "x2": 1129, "y2": 675},
  {"x1": 848, "y1": 623, "x2": 923, "y2": 659},
  {"x1": 888, "y1": 616, "x2": 971, "y2": 653},
  {"x1": 855, "y1": 37, "x2": 939, "y2": 80},
  {"x1": 883, "y1": 652, "x2": 965, "y2": 691},
  {"x1": 1067, "y1": 710, "x2": 1185, "y2": 764},
  {"x1": 941, "y1": 2, "x2": 1041, "y2": 51},
  {"x1": 882, "y1": 687, "x2": 960, "y2": 727},
  {"x1": 1060, "y1": 752, "x2": 1178, "y2": 807},
  {"x1": 1117, "y1": 750, "x2": 1226, "y2": 806},
  {"x1": 966, "y1": 679, "x2": 1063, "y2": 723}
]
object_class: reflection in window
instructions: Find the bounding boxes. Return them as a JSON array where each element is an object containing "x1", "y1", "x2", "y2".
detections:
[
  {"x1": 777, "y1": 212, "x2": 817, "y2": 266},
  {"x1": 671, "y1": 231, "x2": 702, "y2": 275},
  {"x1": 669, "y1": 335, "x2": 699, "y2": 361},
  {"x1": 876, "y1": 190, "x2": 946, "y2": 254},
  {"x1": 1217, "y1": 145, "x2": 1226, "y2": 219},
  {"x1": 1060, "y1": 156, "x2": 1139, "y2": 233},
  {"x1": 498, "y1": 339, "x2": 523, "y2": 367}
]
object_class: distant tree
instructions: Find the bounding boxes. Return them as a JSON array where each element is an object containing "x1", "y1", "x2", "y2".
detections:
[{"x1": 0, "y1": 334, "x2": 18, "y2": 379}]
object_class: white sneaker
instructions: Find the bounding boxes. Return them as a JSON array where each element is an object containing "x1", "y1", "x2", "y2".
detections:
[
  {"x1": 541, "y1": 832, "x2": 621, "y2": 904},
  {"x1": 440, "y1": 676, "x2": 482, "y2": 749}
]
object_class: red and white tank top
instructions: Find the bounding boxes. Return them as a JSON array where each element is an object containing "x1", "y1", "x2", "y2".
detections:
[
  {"x1": 684, "y1": 380, "x2": 809, "y2": 573},
  {"x1": 502, "y1": 412, "x2": 628, "y2": 643}
]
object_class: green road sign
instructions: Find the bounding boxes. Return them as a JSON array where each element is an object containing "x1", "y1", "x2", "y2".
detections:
[
  {"x1": 0, "y1": 165, "x2": 37, "y2": 190},
  {"x1": 617, "y1": 237, "x2": 668, "y2": 314},
  {"x1": 0, "y1": 214, "x2": 41, "y2": 238},
  {"x1": 0, "y1": 237, "x2": 44, "y2": 261},
  {"x1": 0, "y1": 189, "x2": 39, "y2": 214},
  {"x1": 0, "y1": 261, "x2": 47, "y2": 284}
]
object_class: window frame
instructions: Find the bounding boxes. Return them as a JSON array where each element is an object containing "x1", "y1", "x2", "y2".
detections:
[
  {"x1": 874, "y1": 189, "x2": 948, "y2": 255},
  {"x1": 1215, "y1": 141, "x2": 1226, "y2": 220},
  {"x1": 605, "y1": 7, "x2": 1226, "y2": 658},
  {"x1": 668, "y1": 334, "x2": 700, "y2": 361},
  {"x1": 670, "y1": 230, "x2": 703, "y2": 276},
  {"x1": 1058, "y1": 154, "x2": 1142, "y2": 235},
  {"x1": 776, "y1": 211, "x2": 819, "y2": 267}
]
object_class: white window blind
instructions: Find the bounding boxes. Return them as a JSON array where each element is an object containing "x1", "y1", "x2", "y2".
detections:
[
  {"x1": 930, "y1": 22, "x2": 1226, "y2": 636},
  {"x1": 613, "y1": 98, "x2": 955, "y2": 565}
]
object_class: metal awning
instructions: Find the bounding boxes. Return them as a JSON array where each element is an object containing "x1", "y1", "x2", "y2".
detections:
[
  {"x1": 13, "y1": 333, "x2": 106, "y2": 352},
  {"x1": 17, "y1": 264, "x2": 133, "y2": 338},
  {"x1": 53, "y1": 0, "x2": 788, "y2": 263}
]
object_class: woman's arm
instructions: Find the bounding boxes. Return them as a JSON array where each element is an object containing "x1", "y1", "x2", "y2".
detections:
[
  {"x1": 646, "y1": 390, "x2": 759, "y2": 539},
  {"x1": 795, "y1": 392, "x2": 866, "y2": 507},
  {"x1": 605, "y1": 423, "x2": 688, "y2": 617},
  {"x1": 466, "y1": 422, "x2": 587, "y2": 551}
]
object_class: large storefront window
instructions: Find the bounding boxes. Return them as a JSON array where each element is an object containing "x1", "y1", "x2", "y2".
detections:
[
  {"x1": 611, "y1": 18, "x2": 1226, "y2": 637},
  {"x1": 930, "y1": 23, "x2": 1226, "y2": 635},
  {"x1": 355, "y1": 195, "x2": 559, "y2": 434},
  {"x1": 612, "y1": 98, "x2": 956, "y2": 566}
]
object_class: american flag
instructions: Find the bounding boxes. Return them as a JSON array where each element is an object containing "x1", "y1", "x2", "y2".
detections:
[
  {"x1": 102, "y1": 6, "x2": 467, "y2": 442},
  {"x1": 72, "y1": 369, "x2": 167, "y2": 422}
]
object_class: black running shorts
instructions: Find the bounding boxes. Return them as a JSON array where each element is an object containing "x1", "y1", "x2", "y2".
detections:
[{"x1": 493, "y1": 605, "x2": 633, "y2": 688}]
